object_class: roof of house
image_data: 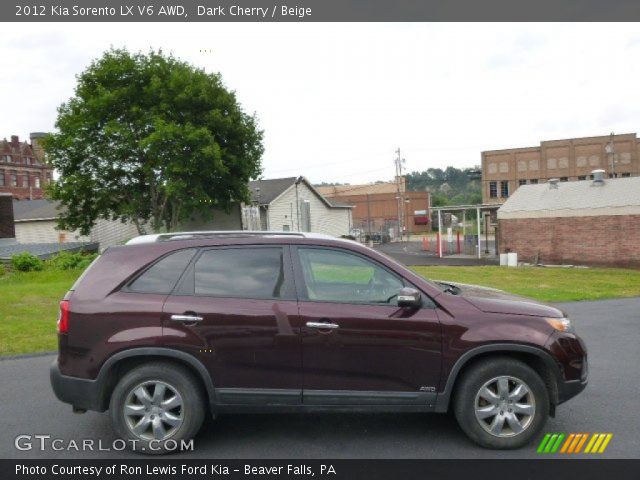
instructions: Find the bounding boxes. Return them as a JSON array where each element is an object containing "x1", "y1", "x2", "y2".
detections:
[
  {"x1": 249, "y1": 177, "x2": 298, "y2": 205},
  {"x1": 498, "y1": 176, "x2": 640, "y2": 219},
  {"x1": 12, "y1": 199, "x2": 61, "y2": 221},
  {"x1": 249, "y1": 177, "x2": 352, "y2": 209}
]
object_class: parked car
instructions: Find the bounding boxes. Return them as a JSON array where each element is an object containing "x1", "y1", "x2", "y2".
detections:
[{"x1": 51, "y1": 231, "x2": 587, "y2": 453}]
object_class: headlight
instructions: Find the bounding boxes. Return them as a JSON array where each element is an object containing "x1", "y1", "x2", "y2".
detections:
[{"x1": 545, "y1": 317, "x2": 575, "y2": 334}]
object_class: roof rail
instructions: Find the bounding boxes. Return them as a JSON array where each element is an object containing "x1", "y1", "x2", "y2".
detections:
[{"x1": 125, "y1": 231, "x2": 307, "y2": 245}]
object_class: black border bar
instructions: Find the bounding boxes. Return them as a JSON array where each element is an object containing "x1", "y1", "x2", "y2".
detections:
[
  {"x1": 3, "y1": 459, "x2": 640, "y2": 480},
  {"x1": 5, "y1": 0, "x2": 640, "y2": 22}
]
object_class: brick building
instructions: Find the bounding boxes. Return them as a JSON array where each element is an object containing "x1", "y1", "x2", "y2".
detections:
[
  {"x1": 318, "y1": 180, "x2": 430, "y2": 236},
  {"x1": 497, "y1": 174, "x2": 640, "y2": 267},
  {"x1": 0, "y1": 133, "x2": 53, "y2": 200},
  {"x1": 482, "y1": 133, "x2": 640, "y2": 204}
]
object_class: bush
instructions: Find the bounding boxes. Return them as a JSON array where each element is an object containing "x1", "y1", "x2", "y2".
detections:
[
  {"x1": 47, "y1": 251, "x2": 98, "y2": 271},
  {"x1": 0, "y1": 263, "x2": 5, "y2": 276},
  {"x1": 10, "y1": 252, "x2": 45, "y2": 272}
]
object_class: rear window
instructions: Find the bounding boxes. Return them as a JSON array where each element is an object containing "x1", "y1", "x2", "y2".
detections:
[
  {"x1": 194, "y1": 247, "x2": 287, "y2": 299},
  {"x1": 127, "y1": 248, "x2": 196, "y2": 294}
]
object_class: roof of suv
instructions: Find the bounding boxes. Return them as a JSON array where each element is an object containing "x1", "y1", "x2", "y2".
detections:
[{"x1": 125, "y1": 231, "x2": 345, "y2": 245}]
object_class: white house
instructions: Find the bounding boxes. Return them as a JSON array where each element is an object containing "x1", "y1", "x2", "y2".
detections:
[
  {"x1": 248, "y1": 176, "x2": 353, "y2": 236},
  {"x1": 12, "y1": 199, "x2": 139, "y2": 248}
]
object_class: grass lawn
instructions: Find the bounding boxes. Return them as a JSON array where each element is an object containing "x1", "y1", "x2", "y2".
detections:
[
  {"x1": 411, "y1": 266, "x2": 640, "y2": 303},
  {"x1": 0, "y1": 269, "x2": 80, "y2": 356}
]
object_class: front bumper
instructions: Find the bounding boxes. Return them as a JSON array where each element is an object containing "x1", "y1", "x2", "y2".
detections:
[
  {"x1": 557, "y1": 377, "x2": 588, "y2": 404},
  {"x1": 50, "y1": 359, "x2": 105, "y2": 412},
  {"x1": 546, "y1": 331, "x2": 588, "y2": 404}
]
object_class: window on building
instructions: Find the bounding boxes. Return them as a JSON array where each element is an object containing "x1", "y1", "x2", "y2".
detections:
[
  {"x1": 10, "y1": 172, "x2": 17, "y2": 187},
  {"x1": 560, "y1": 177, "x2": 568, "y2": 182},
  {"x1": 22, "y1": 173, "x2": 29, "y2": 187},
  {"x1": 500, "y1": 181, "x2": 509, "y2": 198},
  {"x1": 5, "y1": 155, "x2": 12, "y2": 163},
  {"x1": 489, "y1": 181, "x2": 498, "y2": 198},
  {"x1": 578, "y1": 176, "x2": 587, "y2": 181},
  {"x1": 518, "y1": 179, "x2": 527, "y2": 186},
  {"x1": 34, "y1": 176, "x2": 41, "y2": 188},
  {"x1": 608, "y1": 173, "x2": 617, "y2": 179},
  {"x1": 529, "y1": 179, "x2": 539, "y2": 184},
  {"x1": 0, "y1": 170, "x2": 4, "y2": 186},
  {"x1": 621, "y1": 172, "x2": 631, "y2": 178}
]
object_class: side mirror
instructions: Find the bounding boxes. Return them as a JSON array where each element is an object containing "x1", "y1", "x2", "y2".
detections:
[{"x1": 397, "y1": 287, "x2": 421, "y2": 308}]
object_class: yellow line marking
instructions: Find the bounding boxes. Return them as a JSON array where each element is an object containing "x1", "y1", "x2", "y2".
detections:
[
  {"x1": 584, "y1": 433, "x2": 599, "y2": 453},
  {"x1": 560, "y1": 433, "x2": 575, "y2": 453},
  {"x1": 591, "y1": 433, "x2": 606, "y2": 453},
  {"x1": 598, "y1": 434, "x2": 613, "y2": 453}
]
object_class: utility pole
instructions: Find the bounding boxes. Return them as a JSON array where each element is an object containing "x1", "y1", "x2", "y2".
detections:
[{"x1": 394, "y1": 148, "x2": 405, "y2": 241}]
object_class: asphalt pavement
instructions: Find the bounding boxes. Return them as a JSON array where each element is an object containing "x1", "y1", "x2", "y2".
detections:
[
  {"x1": 1, "y1": 297, "x2": 638, "y2": 459},
  {"x1": 374, "y1": 240, "x2": 499, "y2": 266}
]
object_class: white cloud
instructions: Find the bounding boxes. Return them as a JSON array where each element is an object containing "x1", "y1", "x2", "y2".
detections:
[{"x1": 2, "y1": 22, "x2": 640, "y2": 183}]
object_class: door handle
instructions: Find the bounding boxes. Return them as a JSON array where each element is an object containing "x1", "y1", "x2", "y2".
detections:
[
  {"x1": 306, "y1": 321, "x2": 339, "y2": 329},
  {"x1": 171, "y1": 314, "x2": 204, "y2": 323}
]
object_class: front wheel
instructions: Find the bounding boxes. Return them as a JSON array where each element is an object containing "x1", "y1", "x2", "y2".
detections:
[
  {"x1": 109, "y1": 362, "x2": 205, "y2": 454},
  {"x1": 453, "y1": 357, "x2": 549, "y2": 449}
]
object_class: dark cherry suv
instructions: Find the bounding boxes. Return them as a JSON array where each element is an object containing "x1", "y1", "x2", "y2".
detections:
[{"x1": 50, "y1": 231, "x2": 587, "y2": 453}]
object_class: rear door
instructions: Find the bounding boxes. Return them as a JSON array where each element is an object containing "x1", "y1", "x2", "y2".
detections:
[
  {"x1": 292, "y1": 246, "x2": 441, "y2": 406},
  {"x1": 162, "y1": 245, "x2": 303, "y2": 405}
]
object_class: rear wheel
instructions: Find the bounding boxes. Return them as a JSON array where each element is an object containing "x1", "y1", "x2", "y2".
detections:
[
  {"x1": 109, "y1": 362, "x2": 205, "y2": 454},
  {"x1": 453, "y1": 357, "x2": 549, "y2": 449}
]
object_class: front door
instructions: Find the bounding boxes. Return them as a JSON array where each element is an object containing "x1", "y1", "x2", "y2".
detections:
[
  {"x1": 162, "y1": 245, "x2": 303, "y2": 405},
  {"x1": 293, "y1": 246, "x2": 441, "y2": 406}
]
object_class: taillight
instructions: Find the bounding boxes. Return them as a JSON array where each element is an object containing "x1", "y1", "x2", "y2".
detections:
[{"x1": 57, "y1": 300, "x2": 69, "y2": 334}]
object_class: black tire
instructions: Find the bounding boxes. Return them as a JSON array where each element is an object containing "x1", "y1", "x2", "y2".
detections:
[
  {"x1": 109, "y1": 362, "x2": 205, "y2": 455},
  {"x1": 453, "y1": 357, "x2": 549, "y2": 449}
]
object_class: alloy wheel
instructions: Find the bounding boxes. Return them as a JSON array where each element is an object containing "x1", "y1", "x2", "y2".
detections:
[
  {"x1": 474, "y1": 375, "x2": 536, "y2": 437},
  {"x1": 123, "y1": 380, "x2": 184, "y2": 441}
]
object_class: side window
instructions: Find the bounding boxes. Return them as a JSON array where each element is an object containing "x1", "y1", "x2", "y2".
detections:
[
  {"x1": 194, "y1": 247, "x2": 288, "y2": 299},
  {"x1": 298, "y1": 248, "x2": 404, "y2": 304},
  {"x1": 127, "y1": 249, "x2": 196, "y2": 294}
]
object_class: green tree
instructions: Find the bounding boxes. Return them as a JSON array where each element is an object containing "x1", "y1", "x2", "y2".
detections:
[{"x1": 44, "y1": 48, "x2": 264, "y2": 234}]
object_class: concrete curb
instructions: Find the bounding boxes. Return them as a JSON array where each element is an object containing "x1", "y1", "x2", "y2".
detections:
[{"x1": 0, "y1": 351, "x2": 56, "y2": 362}]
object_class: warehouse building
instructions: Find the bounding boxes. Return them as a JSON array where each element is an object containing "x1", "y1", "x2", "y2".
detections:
[
  {"x1": 497, "y1": 171, "x2": 640, "y2": 267},
  {"x1": 483, "y1": 133, "x2": 640, "y2": 205},
  {"x1": 318, "y1": 179, "x2": 430, "y2": 237}
]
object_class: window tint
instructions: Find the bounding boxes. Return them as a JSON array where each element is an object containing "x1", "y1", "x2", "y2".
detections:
[
  {"x1": 298, "y1": 248, "x2": 404, "y2": 304},
  {"x1": 128, "y1": 249, "x2": 196, "y2": 294},
  {"x1": 194, "y1": 248, "x2": 286, "y2": 299}
]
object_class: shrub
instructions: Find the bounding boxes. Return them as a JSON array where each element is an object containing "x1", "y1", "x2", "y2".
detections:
[
  {"x1": 10, "y1": 252, "x2": 45, "y2": 272},
  {"x1": 47, "y1": 251, "x2": 98, "y2": 271},
  {"x1": 0, "y1": 263, "x2": 5, "y2": 276}
]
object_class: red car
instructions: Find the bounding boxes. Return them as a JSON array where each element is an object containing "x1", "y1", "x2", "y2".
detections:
[{"x1": 51, "y1": 231, "x2": 587, "y2": 453}]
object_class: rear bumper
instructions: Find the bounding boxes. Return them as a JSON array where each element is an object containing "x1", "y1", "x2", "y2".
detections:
[{"x1": 50, "y1": 360, "x2": 105, "y2": 412}]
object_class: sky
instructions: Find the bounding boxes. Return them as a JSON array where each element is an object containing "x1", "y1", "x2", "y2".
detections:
[{"x1": 2, "y1": 22, "x2": 640, "y2": 184}]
